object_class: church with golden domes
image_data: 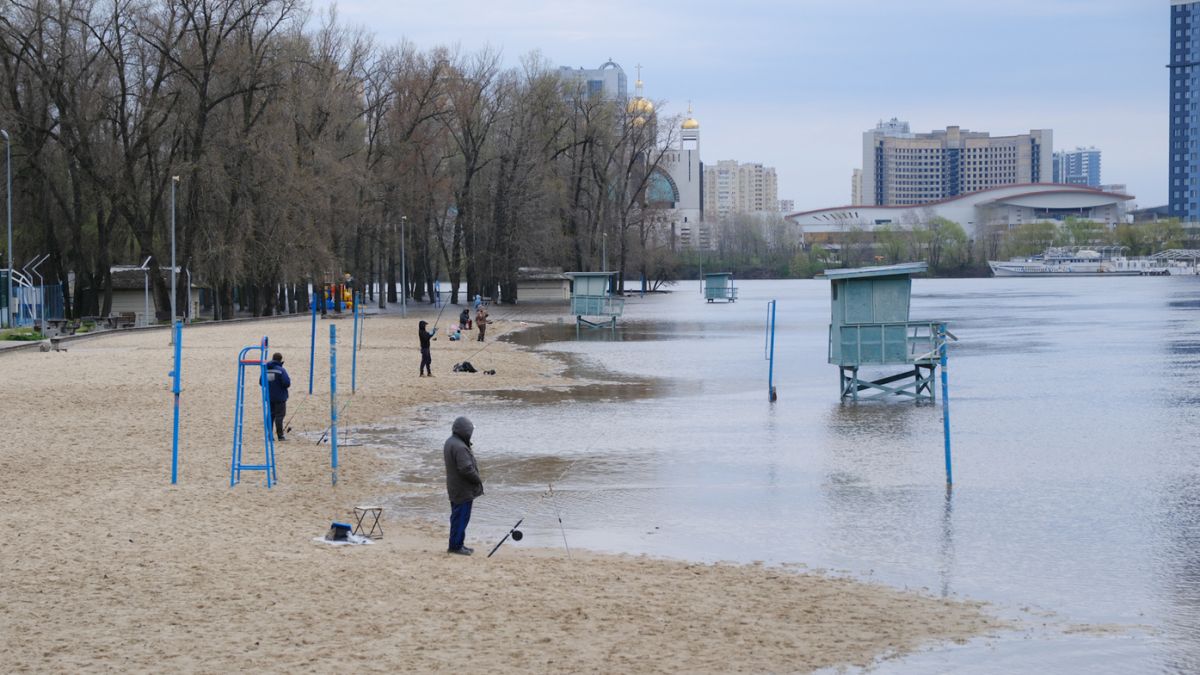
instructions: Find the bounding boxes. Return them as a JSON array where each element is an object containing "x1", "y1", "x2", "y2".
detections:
[
  {"x1": 559, "y1": 61, "x2": 715, "y2": 250},
  {"x1": 650, "y1": 100, "x2": 710, "y2": 249}
]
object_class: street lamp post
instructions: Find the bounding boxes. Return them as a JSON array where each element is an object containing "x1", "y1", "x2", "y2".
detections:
[
  {"x1": 2, "y1": 129, "x2": 11, "y2": 329},
  {"x1": 400, "y1": 215, "x2": 407, "y2": 317},
  {"x1": 170, "y1": 175, "x2": 179, "y2": 326},
  {"x1": 29, "y1": 253, "x2": 48, "y2": 337},
  {"x1": 139, "y1": 256, "x2": 152, "y2": 326}
]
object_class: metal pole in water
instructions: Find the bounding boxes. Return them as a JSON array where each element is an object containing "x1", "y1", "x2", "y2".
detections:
[
  {"x1": 308, "y1": 290, "x2": 316, "y2": 395},
  {"x1": 330, "y1": 324, "x2": 338, "y2": 486},
  {"x1": 768, "y1": 300, "x2": 778, "y2": 402},
  {"x1": 939, "y1": 323, "x2": 952, "y2": 485},
  {"x1": 170, "y1": 320, "x2": 182, "y2": 484}
]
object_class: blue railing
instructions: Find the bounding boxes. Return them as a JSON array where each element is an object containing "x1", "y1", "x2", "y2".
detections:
[
  {"x1": 829, "y1": 320, "x2": 942, "y2": 366},
  {"x1": 571, "y1": 294, "x2": 624, "y2": 317},
  {"x1": 705, "y1": 285, "x2": 738, "y2": 301}
]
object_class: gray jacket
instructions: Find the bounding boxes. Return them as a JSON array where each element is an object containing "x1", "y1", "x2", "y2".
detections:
[{"x1": 443, "y1": 416, "x2": 484, "y2": 505}]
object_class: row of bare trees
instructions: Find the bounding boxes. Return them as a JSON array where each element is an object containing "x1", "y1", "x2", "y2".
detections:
[{"x1": 0, "y1": 0, "x2": 676, "y2": 319}]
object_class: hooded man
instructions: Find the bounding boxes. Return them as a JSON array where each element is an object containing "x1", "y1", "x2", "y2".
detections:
[
  {"x1": 443, "y1": 416, "x2": 484, "y2": 555},
  {"x1": 265, "y1": 352, "x2": 291, "y2": 441},
  {"x1": 418, "y1": 320, "x2": 437, "y2": 377}
]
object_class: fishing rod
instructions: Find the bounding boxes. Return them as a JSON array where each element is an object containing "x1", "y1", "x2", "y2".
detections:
[
  {"x1": 487, "y1": 518, "x2": 524, "y2": 558},
  {"x1": 315, "y1": 394, "x2": 357, "y2": 445},
  {"x1": 283, "y1": 392, "x2": 314, "y2": 435},
  {"x1": 444, "y1": 313, "x2": 533, "y2": 372},
  {"x1": 546, "y1": 482, "x2": 572, "y2": 560},
  {"x1": 486, "y1": 445, "x2": 590, "y2": 559}
]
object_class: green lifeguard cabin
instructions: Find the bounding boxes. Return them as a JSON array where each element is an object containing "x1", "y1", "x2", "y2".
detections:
[
  {"x1": 823, "y1": 262, "x2": 945, "y2": 401},
  {"x1": 566, "y1": 271, "x2": 624, "y2": 328},
  {"x1": 703, "y1": 272, "x2": 737, "y2": 303}
]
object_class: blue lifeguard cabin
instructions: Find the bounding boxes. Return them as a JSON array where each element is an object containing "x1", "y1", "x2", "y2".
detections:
[
  {"x1": 566, "y1": 271, "x2": 624, "y2": 328},
  {"x1": 703, "y1": 272, "x2": 737, "y2": 303},
  {"x1": 822, "y1": 262, "x2": 946, "y2": 401}
]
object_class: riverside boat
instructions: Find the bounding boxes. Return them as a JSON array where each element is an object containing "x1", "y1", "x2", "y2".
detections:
[{"x1": 988, "y1": 248, "x2": 1197, "y2": 277}]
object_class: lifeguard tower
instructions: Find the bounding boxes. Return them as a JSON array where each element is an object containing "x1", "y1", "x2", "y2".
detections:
[
  {"x1": 704, "y1": 272, "x2": 737, "y2": 303},
  {"x1": 566, "y1": 271, "x2": 624, "y2": 329},
  {"x1": 823, "y1": 262, "x2": 947, "y2": 402}
]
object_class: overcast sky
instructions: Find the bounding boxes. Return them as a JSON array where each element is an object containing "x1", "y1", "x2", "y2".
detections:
[{"x1": 310, "y1": 0, "x2": 1165, "y2": 211}]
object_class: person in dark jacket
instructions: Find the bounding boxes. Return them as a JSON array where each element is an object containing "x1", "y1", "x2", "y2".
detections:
[
  {"x1": 475, "y1": 306, "x2": 488, "y2": 342},
  {"x1": 418, "y1": 320, "x2": 437, "y2": 377},
  {"x1": 443, "y1": 416, "x2": 484, "y2": 555},
  {"x1": 459, "y1": 307, "x2": 472, "y2": 331},
  {"x1": 266, "y1": 352, "x2": 291, "y2": 441}
]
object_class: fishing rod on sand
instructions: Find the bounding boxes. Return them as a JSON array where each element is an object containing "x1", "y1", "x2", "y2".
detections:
[{"x1": 486, "y1": 451, "x2": 588, "y2": 559}]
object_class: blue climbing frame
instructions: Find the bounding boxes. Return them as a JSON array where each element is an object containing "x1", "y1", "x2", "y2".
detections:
[{"x1": 230, "y1": 336, "x2": 278, "y2": 487}]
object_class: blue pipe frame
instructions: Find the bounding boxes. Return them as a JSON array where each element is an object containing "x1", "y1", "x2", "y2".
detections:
[
  {"x1": 351, "y1": 293, "x2": 359, "y2": 394},
  {"x1": 939, "y1": 322, "x2": 953, "y2": 486},
  {"x1": 308, "y1": 290, "x2": 317, "y2": 395},
  {"x1": 230, "y1": 336, "x2": 277, "y2": 487},
  {"x1": 765, "y1": 300, "x2": 778, "y2": 402},
  {"x1": 170, "y1": 320, "x2": 182, "y2": 483},
  {"x1": 329, "y1": 324, "x2": 339, "y2": 486}
]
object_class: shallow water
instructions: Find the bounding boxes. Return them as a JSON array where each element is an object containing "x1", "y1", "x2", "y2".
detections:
[{"x1": 357, "y1": 277, "x2": 1200, "y2": 672}]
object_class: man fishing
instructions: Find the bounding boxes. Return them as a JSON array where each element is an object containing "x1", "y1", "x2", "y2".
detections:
[
  {"x1": 418, "y1": 320, "x2": 437, "y2": 377},
  {"x1": 266, "y1": 352, "x2": 291, "y2": 441},
  {"x1": 444, "y1": 416, "x2": 484, "y2": 555}
]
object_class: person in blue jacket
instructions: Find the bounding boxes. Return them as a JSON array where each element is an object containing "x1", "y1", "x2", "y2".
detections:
[{"x1": 266, "y1": 352, "x2": 291, "y2": 441}]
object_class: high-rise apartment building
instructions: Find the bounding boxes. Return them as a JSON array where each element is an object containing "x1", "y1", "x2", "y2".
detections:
[
  {"x1": 778, "y1": 199, "x2": 795, "y2": 213},
  {"x1": 1171, "y1": 1, "x2": 1200, "y2": 220},
  {"x1": 702, "y1": 160, "x2": 779, "y2": 220},
  {"x1": 1053, "y1": 147, "x2": 1101, "y2": 187},
  {"x1": 858, "y1": 118, "x2": 1052, "y2": 206},
  {"x1": 851, "y1": 169, "x2": 863, "y2": 205}
]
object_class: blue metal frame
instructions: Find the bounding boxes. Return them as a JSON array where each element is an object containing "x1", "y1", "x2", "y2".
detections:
[
  {"x1": 308, "y1": 290, "x2": 317, "y2": 395},
  {"x1": 170, "y1": 321, "x2": 182, "y2": 483},
  {"x1": 329, "y1": 324, "x2": 339, "y2": 486},
  {"x1": 939, "y1": 323, "x2": 953, "y2": 485},
  {"x1": 230, "y1": 336, "x2": 277, "y2": 487},
  {"x1": 351, "y1": 293, "x2": 359, "y2": 394},
  {"x1": 765, "y1": 300, "x2": 777, "y2": 401}
]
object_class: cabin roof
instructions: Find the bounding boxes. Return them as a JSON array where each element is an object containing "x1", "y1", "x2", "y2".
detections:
[
  {"x1": 818, "y1": 262, "x2": 927, "y2": 281},
  {"x1": 564, "y1": 271, "x2": 617, "y2": 278}
]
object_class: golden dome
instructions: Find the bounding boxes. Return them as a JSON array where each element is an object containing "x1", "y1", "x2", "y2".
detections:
[
  {"x1": 626, "y1": 97, "x2": 654, "y2": 115},
  {"x1": 631, "y1": 116, "x2": 647, "y2": 127},
  {"x1": 682, "y1": 117, "x2": 700, "y2": 130}
]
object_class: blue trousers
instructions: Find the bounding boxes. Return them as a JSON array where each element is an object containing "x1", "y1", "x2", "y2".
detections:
[{"x1": 449, "y1": 500, "x2": 473, "y2": 551}]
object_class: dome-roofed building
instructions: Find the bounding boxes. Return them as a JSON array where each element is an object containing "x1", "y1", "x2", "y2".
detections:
[{"x1": 785, "y1": 183, "x2": 1134, "y2": 245}]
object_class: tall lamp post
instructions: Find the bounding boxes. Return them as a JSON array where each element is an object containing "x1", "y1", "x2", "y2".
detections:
[
  {"x1": 2, "y1": 129, "x2": 11, "y2": 329},
  {"x1": 170, "y1": 175, "x2": 179, "y2": 326},
  {"x1": 400, "y1": 215, "x2": 407, "y2": 317}
]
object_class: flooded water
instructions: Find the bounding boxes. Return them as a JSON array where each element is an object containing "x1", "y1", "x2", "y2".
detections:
[{"x1": 354, "y1": 278, "x2": 1200, "y2": 673}]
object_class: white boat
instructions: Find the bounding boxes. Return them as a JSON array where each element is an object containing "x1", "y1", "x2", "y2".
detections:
[{"x1": 988, "y1": 249, "x2": 1197, "y2": 277}]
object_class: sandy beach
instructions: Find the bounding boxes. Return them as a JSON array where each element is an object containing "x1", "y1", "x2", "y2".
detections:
[{"x1": 0, "y1": 311, "x2": 1004, "y2": 672}]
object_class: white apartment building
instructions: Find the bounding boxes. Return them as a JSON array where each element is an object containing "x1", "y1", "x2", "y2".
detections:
[
  {"x1": 857, "y1": 118, "x2": 1053, "y2": 206},
  {"x1": 703, "y1": 160, "x2": 780, "y2": 220}
]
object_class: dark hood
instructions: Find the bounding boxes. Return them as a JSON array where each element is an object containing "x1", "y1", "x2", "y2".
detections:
[{"x1": 452, "y1": 416, "x2": 474, "y2": 443}]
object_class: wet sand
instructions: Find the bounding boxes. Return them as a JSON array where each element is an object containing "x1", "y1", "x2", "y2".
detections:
[{"x1": 0, "y1": 312, "x2": 1003, "y2": 672}]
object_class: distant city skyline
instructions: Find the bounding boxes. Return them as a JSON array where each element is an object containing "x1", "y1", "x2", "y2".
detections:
[{"x1": 311, "y1": 1, "x2": 1163, "y2": 211}]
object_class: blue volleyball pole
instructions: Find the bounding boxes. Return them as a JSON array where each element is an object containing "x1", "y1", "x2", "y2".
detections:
[
  {"x1": 939, "y1": 323, "x2": 953, "y2": 486},
  {"x1": 330, "y1": 324, "x2": 339, "y2": 486},
  {"x1": 308, "y1": 290, "x2": 317, "y2": 395},
  {"x1": 170, "y1": 320, "x2": 182, "y2": 483},
  {"x1": 767, "y1": 300, "x2": 778, "y2": 402},
  {"x1": 352, "y1": 293, "x2": 359, "y2": 394}
]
